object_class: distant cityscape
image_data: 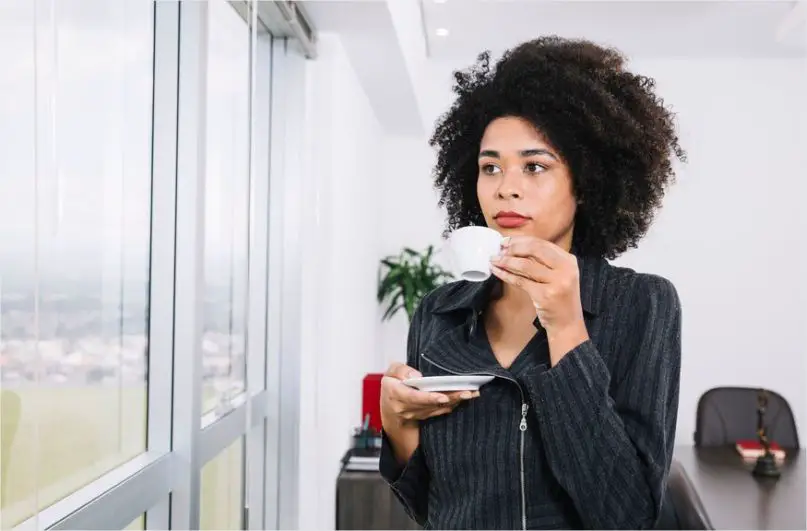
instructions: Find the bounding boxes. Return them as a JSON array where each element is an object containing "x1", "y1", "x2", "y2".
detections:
[{"x1": 1, "y1": 275, "x2": 247, "y2": 394}]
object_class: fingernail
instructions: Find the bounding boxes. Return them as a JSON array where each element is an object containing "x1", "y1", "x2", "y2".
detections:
[
  {"x1": 408, "y1": 370, "x2": 422, "y2": 379},
  {"x1": 501, "y1": 237, "x2": 511, "y2": 247},
  {"x1": 437, "y1": 395, "x2": 450, "y2": 404},
  {"x1": 460, "y1": 392, "x2": 472, "y2": 400},
  {"x1": 490, "y1": 254, "x2": 500, "y2": 263}
]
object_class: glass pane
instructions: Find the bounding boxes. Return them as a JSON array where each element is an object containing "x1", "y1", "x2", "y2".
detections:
[
  {"x1": 124, "y1": 514, "x2": 145, "y2": 530},
  {"x1": 200, "y1": 439, "x2": 244, "y2": 530},
  {"x1": 0, "y1": 0, "x2": 153, "y2": 527},
  {"x1": 202, "y1": 0, "x2": 250, "y2": 415}
]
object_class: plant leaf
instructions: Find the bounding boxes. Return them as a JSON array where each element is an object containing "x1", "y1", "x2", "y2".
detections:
[
  {"x1": 381, "y1": 291, "x2": 403, "y2": 315},
  {"x1": 377, "y1": 268, "x2": 403, "y2": 301},
  {"x1": 383, "y1": 301, "x2": 404, "y2": 321},
  {"x1": 421, "y1": 246, "x2": 433, "y2": 267},
  {"x1": 402, "y1": 274, "x2": 416, "y2": 319},
  {"x1": 378, "y1": 244, "x2": 455, "y2": 323}
]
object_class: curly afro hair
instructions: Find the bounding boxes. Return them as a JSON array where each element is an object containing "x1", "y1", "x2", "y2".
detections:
[{"x1": 430, "y1": 36, "x2": 686, "y2": 259}]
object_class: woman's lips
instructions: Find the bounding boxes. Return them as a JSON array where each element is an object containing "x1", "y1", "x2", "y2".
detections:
[{"x1": 495, "y1": 215, "x2": 530, "y2": 229}]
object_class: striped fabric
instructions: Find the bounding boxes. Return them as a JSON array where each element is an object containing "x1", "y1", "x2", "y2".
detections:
[{"x1": 380, "y1": 255, "x2": 682, "y2": 530}]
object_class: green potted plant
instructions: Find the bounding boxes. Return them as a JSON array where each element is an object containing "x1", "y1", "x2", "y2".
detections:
[{"x1": 377, "y1": 245, "x2": 454, "y2": 322}]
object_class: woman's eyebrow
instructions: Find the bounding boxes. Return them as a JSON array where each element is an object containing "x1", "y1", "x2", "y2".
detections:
[
  {"x1": 478, "y1": 148, "x2": 558, "y2": 160},
  {"x1": 520, "y1": 148, "x2": 558, "y2": 160}
]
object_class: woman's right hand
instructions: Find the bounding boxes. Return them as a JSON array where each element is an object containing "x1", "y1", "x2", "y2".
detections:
[{"x1": 380, "y1": 362, "x2": 479, "y2": 427}]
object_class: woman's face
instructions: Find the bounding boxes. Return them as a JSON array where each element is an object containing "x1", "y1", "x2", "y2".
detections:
[{"x1": 477, "y1": 116, "x2": 577, "y2": 250}]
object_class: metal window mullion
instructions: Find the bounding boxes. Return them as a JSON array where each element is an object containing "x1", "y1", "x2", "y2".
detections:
[
  {"x1": 46, "y1": 453, "x2": 174, "y2": 531},
  {"x1": 244, "y1": 21, "x2": 273, "y2": 531},
  {"x1": 198, "y1": 406, "x2": 249, "y2": 466},
  {"x1": 243, "y1": 3, "x2": 258, "y2": 530},
  {"x1": 170, "y1": 1, "x2": 209, "y2": 530},
  {"x1": 261, "y1": 37, "x2": 288, "y2": 531},
  {"x1": 144, "y1": 1, "x2": 181, "y2": 528},
  {"x1": 14, "y1": 452, "x2": 173, "y2": 531},
  {"x1": 270, "y1": 38, "x2": 308, "y2": 531},
  {"x1": 245, "y1": 0, "x2": 269, "y2": 403}
]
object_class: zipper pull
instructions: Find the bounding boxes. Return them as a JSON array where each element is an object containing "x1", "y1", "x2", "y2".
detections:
[{"x1": 520, "y1": 403, "x2": 528, "y2": 432}]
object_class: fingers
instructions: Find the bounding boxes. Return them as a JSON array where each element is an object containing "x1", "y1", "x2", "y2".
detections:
[
  {"x1": 491, "y1": 262, "x2": 537, "y2": 290},
  {"x1": 441, "y1": 390, "x2": 481, "y2": 401},
  {"x1": 383, "y1": 361, "x2": 484, "y2": 422},
  {"x1": 501, "y1": 236, "x2": 568, "y2": 268},
  {"x1": 490, "y1": 255, "x2": 552, "y2": 283},
  {"x1": 393, "y1": 380, "x2": 451, "y2": 406},
  {"x1": 385, "y1": 362, "x2": 422, "y2": 381},
  {"x1": 425, "y1": 406, "x2": 456, "y2": 418},
  {"x1": 422, "y1": 391, "x2": 480, "y2": 418}
]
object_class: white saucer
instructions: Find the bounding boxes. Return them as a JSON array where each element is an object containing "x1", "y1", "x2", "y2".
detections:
[{"x1": 402, "y1": 375, "x2": 495, "y2": 392}]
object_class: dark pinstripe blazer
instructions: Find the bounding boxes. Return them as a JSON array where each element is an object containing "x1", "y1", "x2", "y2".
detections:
[{"x1": 380, "y1": 255, "x2": 682, "y2": 530}]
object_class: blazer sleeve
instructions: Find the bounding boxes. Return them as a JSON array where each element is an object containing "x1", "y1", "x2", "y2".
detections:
[
  {"x1": 379, "y1": 299, "x2": 430, "y2": 526},
  {"x1": 524, "y1": 275, "x2": 682, "y2": 529}
]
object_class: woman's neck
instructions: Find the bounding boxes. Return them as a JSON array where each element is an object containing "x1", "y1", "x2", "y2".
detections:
[
  {"x1": 503, "y1": 281, "x2": 535, "y2": 309},
  {"x1": 488, "y1": 282, "x2": 536, "y2": 328}
]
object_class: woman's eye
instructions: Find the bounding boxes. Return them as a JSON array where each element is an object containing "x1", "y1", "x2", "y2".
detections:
[
  {"x1": 525, "y1": 162, "x2": 546, "y2": 174},
  {"x1": 481, "y1": 164, "x2": 501, "y2": 175}
]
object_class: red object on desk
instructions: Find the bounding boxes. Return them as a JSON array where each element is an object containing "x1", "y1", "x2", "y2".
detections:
[
  {"x1": 735, "y1": 439, "x2": 786, "y2": 460},
  {"x1": 362, "y1": 373, "x2": 384, "y2": 433}
]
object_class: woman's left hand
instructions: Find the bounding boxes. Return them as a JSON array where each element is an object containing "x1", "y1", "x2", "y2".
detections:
[{"x1": 490, "y1": 236, "x2": 589, "y2": 364}]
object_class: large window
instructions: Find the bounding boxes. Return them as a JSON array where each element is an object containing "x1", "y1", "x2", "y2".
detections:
[
  {"x1": 0, "y1": 0, "x2": 153, "y2": 526},
  {"x1": 202, "y1": 0, "x2": 251, "y2": 417},
  {"x1": 0, "y1": 0, "x2": 287, "y2": 529}
]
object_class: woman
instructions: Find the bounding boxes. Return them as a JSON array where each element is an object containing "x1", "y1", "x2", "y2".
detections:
[{"x1": 380, "y1": 37, "x2": 685, "y2": 530}]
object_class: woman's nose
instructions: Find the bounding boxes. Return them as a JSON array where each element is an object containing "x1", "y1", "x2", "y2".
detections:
[{"x1": 496, "y1": 170, "x2": 523, "y2": 199}]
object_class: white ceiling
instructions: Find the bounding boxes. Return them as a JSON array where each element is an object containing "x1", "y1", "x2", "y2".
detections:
[
  {"x1": 303, "y1": 1, "x2": 426, "y2": 134},
  {"x1": 301, "y1": 0, "x2": 805, "y2": 133},
  {"x1": 421, "y1": 0, "x2": 807, "y2": 59}
]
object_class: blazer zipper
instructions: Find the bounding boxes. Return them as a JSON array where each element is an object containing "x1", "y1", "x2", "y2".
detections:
[{"x1": 420, "y1": 353, "x2": 529, "y2": 531}]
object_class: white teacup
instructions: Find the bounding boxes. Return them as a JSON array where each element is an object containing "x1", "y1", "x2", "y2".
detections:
[{"x1": 448, "y1": 226, "x2": 504, "y2": 282}]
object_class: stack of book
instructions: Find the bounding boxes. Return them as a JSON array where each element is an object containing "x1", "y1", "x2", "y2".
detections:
[
  {"x1": 342, "y1": 447, "x2": 381, "y2": 472},
  {"x1": 735, "y1": 439, "x2": 786, "y2": 461}
]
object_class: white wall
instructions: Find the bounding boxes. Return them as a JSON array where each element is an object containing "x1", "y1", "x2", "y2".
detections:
[
  {"x1": 613, "y1": 57, "x2": 807, "y2": 445},
  {"x1": 376, "y1": 136, "x2": 443, "y2": 370},
  {"x1": 376, "y1": 57, "x2": 807, "y2": 445},
  {"x1": 291, "y1": 33, "x2": 385, "y2": 530}
]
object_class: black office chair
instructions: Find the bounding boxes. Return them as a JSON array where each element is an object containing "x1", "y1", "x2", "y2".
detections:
[
  {"x1": 694, "y1": 386, "x2": 800, "y2": 449},
  {"x1": 655, "y1": 460, "x2": 713, "y2": 530}
]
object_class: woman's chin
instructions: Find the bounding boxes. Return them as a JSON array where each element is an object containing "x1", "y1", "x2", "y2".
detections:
[{"x1": 493, "y1": 225, "x2": 535, "y2": 236}]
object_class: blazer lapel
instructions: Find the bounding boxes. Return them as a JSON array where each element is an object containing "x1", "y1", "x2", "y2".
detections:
[{"x1": 419, "y1": 320, "x2": 513, "y2": 380}]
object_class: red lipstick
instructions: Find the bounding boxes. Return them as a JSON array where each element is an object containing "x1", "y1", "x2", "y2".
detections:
[{"x1": 494, "y1": 211, "x2": 530, "y2": 229}]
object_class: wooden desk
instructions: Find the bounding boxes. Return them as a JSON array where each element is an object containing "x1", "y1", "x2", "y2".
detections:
[
  {"x1": 674, "y1": 446, "x2": 806, "y2": 530},
  {"x1": 336, "y1": 469, "x2": 420, "y2": 530}
]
